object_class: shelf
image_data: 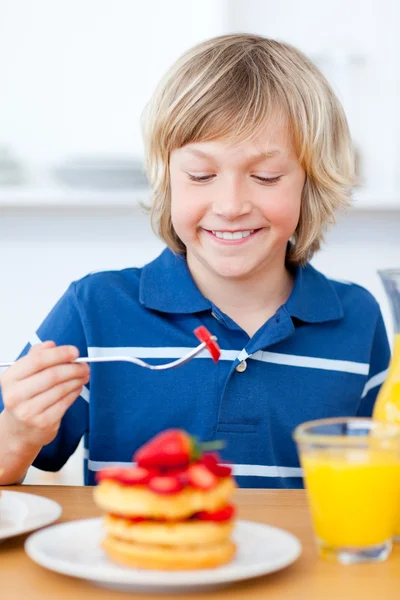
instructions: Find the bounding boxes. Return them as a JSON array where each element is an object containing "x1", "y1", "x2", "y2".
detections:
[
  {"x1": 0, "y1": 185, "x2": 149, "y2": 207},
  {"x1": 352, "y1": 191, "x2": 400, "y2": 211}
]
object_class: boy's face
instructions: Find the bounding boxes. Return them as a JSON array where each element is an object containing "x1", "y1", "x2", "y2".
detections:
[{"x1": 169, "y1": 121, "x2": 306, "y2": 282}]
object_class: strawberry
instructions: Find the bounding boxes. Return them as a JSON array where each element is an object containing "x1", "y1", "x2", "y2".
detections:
[
  {"x1": 187, "y1": 463, "x2": 218, "y2": 490},
  {"x1": 127, "y1": 516, "x2": 147, "y2": 523},
  {"x1": 134, "y1": 429, "x2": 224, "y2": 470},
  {"x1": 96, "y1": 466, "x2": 154, "y2": 485},
  {"x1": 200, "y1": 453, "x2": 233, "y2": 478},
  {"x1": 135, "y1": 430, "x2": 191, "y2": 469},
  {"x1": 157, "y1": 465, "x2": 191, "y2": 486},
  {"x1": 116, "y1": 466, "x2": 155, "y2": 485},
  {"x1": 194, "y1": 326, "x2": 221, "y2": 362},
  {"x1": 196, "y1": 505, "x2": 235, "y2": 522},
  {"x1": 111, "y1": 513, "x2": 147, "y2": 523},
  {"x1": 96, "y1": 467, "x2": 127, "y2": 483},
  {"x1": 147, "y1": 475, "x2": 184, "y2": 495}
]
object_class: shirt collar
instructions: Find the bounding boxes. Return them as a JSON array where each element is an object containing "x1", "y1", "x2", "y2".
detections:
[
  {"x1": 140, "y1": 248, "x2": 344, "y2": 323},
  {"x1": 139, "y1": 248, "x2": 211, "y2": 313},
  {"x1": 284, "y1": 262, "x2": 344, "y2": 323}
]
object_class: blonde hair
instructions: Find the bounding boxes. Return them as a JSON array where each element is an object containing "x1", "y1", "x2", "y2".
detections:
[{"x1": 141, "y1": 33, "x2": 356, "y2": 265}]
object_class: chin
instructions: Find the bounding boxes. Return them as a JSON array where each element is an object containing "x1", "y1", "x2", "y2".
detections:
[{"x1": 209, "y1": 258, "x2": 258, "y2": 280}]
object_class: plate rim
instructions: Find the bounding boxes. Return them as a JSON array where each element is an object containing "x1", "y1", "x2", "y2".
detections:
[
  {"x1": 24, "y1": 517, "x2": 302, "y2": 588},
  {"x1": 0, "y1": 490, "x2": 62, "y2": 540}
]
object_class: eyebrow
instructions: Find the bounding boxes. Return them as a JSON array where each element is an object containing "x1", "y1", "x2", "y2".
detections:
[{"x1": 183, "y1": 147, "x2": 283, "y2": 161}]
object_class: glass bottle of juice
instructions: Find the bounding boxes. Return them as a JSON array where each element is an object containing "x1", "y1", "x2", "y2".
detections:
[
  {"x1": 373, "y1": 270, "x2": 400, "y2": 423},
  {"x1": 372, "y1": 269, "x2": 400, "y2": 539}
]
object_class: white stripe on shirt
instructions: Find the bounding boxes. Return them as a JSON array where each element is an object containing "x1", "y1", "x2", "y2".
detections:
[
  {"x1": 250, "y1": 350, "x2": 369, "y2": 375},
  {"x1": 361, "y1": 369, "x2": 388, "y2": 398},
  {"x1": 88, "y1": 346, "x2": 240, "y2": 361},
  {"x1": 87, "y1": 459, "x2": 302, "y2": 478},
  {"x1": 231, "y1": 464, "x2": 303, "y2": 478},
  {"x1": 88, "y1": 346, "x2": 369, "y2": 375}
]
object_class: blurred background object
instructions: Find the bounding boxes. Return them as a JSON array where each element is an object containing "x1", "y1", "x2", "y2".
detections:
[
  {"x1": 1, "y1": 0, "x2": 400, "y2": 484},
  {"x1": 52, "y1": 156, "x2": 148, "y2": 189},
  {"x1": 0, "y1": 145, "x2": 26, "y2": 185}
]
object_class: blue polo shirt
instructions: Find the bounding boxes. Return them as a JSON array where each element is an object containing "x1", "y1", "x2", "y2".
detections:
[{"x1": 0, "y1": 248, "x2": 390, "y2": 487}]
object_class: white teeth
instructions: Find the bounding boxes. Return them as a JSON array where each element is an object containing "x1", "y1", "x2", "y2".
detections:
[{"x1": 211, "y1": 230, "x2": 254, "y2": 240}]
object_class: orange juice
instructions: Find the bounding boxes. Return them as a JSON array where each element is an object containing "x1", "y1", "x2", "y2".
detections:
[
  {"x1": 373, "y1": 333, "x2": 400, "y2": 535},
  {"x1": 373, "y1": 334, "x2": 400, "y2": 423},
  {"x1": 302, "y1": 449, "x2": 400, "y2": 547}
]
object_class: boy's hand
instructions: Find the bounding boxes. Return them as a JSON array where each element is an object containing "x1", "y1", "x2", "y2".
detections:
[{"x1": 0, "y1": 341, "x2": 90, "y2": 448}]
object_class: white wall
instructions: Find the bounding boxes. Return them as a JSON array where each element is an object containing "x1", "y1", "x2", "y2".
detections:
[
  {"x1": 1, "y1": 206, "x2": 164, "y2": 358},
  {"x1": 0, "y1": 0, "x2": 229, "y2": 166}
]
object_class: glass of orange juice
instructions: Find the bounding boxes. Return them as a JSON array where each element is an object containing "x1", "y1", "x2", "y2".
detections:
[{"x1": 294, "y1": 417, "x2": 400, "y2": 564}]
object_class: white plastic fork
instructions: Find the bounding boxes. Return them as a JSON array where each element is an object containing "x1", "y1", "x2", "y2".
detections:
[{"x1": 0, "y1": 336, "x2": 218, "y2": 371}]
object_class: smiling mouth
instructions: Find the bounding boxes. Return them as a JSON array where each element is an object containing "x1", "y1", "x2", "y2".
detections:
[{"x1": 203, "y1": 228, "x2": 263, "y2": 241}]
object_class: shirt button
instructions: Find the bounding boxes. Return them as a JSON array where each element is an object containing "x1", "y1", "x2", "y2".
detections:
[{"x1": 235, "y1": 360, "x2": 247, "y2": 373}]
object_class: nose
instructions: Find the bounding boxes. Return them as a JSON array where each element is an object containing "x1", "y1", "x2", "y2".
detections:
[{"x1": 211, "y1": 178, "x2": 252, "y2": 219}]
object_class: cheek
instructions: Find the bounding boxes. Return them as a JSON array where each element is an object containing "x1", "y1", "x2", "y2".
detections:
[
  {"x1": 170, "y1": 184, "x2": 205, "y2": 238},
  {"x1": 262, "y1": 173, "x2": 304, "y2": 231},
  {"x1": 263, "y1": 195, "x2": 301, "y2": 231}
]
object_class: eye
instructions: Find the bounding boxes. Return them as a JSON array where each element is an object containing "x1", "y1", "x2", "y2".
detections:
[
  {"x1": 253, "y1": 175, "x2": 282, "y2": 184},
  {"x1": 186, "y1": 174, "x2": 282, "y2": 184},
  {"x1": 187, "y1": 174, "x2": 215, "y2": 182}
]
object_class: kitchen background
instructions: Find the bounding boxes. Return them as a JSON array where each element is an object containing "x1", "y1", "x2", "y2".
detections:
[{"x1": 1, "y1": 0, "x2": 400, "y2": 484}]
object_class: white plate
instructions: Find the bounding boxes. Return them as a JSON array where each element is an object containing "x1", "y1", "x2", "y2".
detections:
[
  {"x1": 25, "y1": 518, "x2": 301, "y2": 593},
  {"x1": 0, "y1": 490, "x2": 62, "y2": 541}
]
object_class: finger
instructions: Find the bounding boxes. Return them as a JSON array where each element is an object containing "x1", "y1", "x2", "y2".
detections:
[
  {"x1": 0, "y1": 341, "x2": 56, "y2": 384},
  {"x1": 30, "y1": 387, "x2": 86, "y2": 432},
  {"x1": 7, "y1": 344, "x2": 80, "y2": 382},
  {"x1": 13, "y1": 378, "x2": 89, "y2": 422},
  {"x1": 13, "y1": 362, "x2": 90, "y2": 402},
  {"x1": 35, "y1": 341, "x2": 56, "y2": 349}
]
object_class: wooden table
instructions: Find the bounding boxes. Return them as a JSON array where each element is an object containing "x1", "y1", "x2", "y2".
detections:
[{"x1": 1, "y1": 486, "x2": 398, "y2": 599}]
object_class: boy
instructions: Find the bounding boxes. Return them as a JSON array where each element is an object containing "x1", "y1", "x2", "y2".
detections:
[{"x1": 0, "y1": 34, "x2": 389, "y2": 487}]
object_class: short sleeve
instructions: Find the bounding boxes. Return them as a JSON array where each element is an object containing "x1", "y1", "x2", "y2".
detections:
[
  {"x1": 0, "y1": 282, "x2": 89, "y2": 472},
  {"x1": 356, "y1": 308, "x2": 391, "y2": 417}
]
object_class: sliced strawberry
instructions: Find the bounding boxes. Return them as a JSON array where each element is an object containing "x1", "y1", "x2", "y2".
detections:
[
  {"x1": 111, "y1": 513, "x2": 147, "y2": 523},
  {"x1": 158, "y1": 465, "x2": 191, "y2": 486},
  {"x1": 213, "y1": 464, "x2": 232, "y2": 477},
  {"x1": 147, "y1": 475, "x2": 184, "y2": 495},
  {"x1": 196, "y1": 505, "x2": 235, "y2": 522},
  {"x1": 96, "y1": 466, "x2": 154, "y2": 485},
  {"x1": 96, "y1": 467, "x2": 129, "y2": 483},
  {"x1": 127, "y1": 516, "x2": 148, "y2": 523},
  {"x1": 177, "y1": 469, "x2": 190, "y2": 486},
  {"x1": 187, "y1": 463, "x2": 218, "y2": 490},
  {"x1": 117, "y1": 466, "x2": 155, "y2": 485},
  {"x1": 194, "y1": 326, "x2": 221, "y2": 363},
  {"x1": 200, "y1": 453, "x2": 233, "y2": 477}
]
